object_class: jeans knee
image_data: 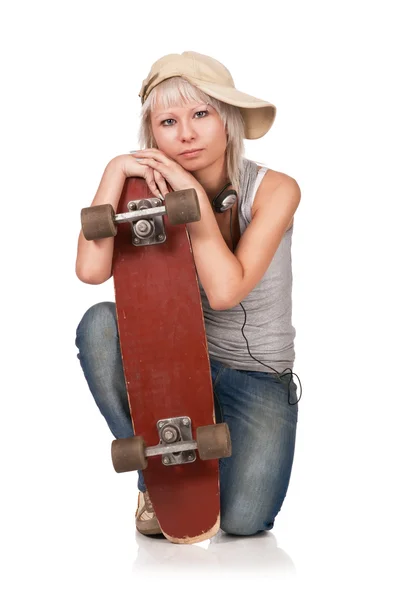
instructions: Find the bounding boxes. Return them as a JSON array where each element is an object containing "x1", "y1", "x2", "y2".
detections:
[
  {"x1": 76, "y1": 302, "x2": 117, "y2": 347},
  {"x1": 221, "y1": 519, "x2": 260, "y2": 537},
  {"x1": 220, "y1": 504, "x2": 274, "y2": 536}
]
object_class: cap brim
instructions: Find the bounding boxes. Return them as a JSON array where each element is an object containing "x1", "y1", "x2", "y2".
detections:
[{"x1": 187, "y1": 79, "x2": 277, "y2": 139}]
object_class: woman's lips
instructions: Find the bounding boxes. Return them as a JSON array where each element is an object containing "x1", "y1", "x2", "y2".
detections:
[{"x1": 180, "y1": 149, "x2": 204, "y2": 157}]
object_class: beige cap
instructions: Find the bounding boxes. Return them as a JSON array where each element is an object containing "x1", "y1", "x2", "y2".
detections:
[{"x1": 139, "y1": 51, "x2": 276, "y2": 140}]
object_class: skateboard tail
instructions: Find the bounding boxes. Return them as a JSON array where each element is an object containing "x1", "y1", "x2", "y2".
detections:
[{"x1": 161, "y1": 515, "x2": 220, "y2": 544}]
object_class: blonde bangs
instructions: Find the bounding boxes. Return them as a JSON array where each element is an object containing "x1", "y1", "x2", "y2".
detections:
[{"x1": 148, "y1": 77, "x2": 211, "y2": 112}]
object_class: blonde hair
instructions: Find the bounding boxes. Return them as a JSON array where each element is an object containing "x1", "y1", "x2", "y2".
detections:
[{"x1": 138, "y1": 77, "x2": 245, "y2": 195}]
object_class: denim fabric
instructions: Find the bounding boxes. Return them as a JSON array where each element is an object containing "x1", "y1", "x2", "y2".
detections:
[{"x1": 75, "y1": 301, "x2": 298, "y2": 536}]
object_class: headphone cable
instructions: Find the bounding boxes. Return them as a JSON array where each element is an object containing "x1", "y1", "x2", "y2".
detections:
[{"x1": 229, "y1": 208, "x2": 302, "y2": 406}]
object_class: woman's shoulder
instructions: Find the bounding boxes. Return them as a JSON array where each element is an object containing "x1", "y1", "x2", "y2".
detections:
[
  {"x1": 254, "y1": 166, "x2": 298, "y2": 198},
  {"x1": 255, "y1": 163, "x2": 298, "y2": 183},
  {"x1": 243, "y1": 158, "x2": 299, "y2": 186},
  {"x1": 252, "y1": 166, "x2": 300, "y2": 231}
]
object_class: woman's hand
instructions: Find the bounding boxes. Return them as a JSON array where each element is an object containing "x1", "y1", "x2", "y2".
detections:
[
  {"x1": 130, "y1": 149, "x2": 206, "y2": 198},
  {"x1": 109, "y1": 154, "x2": 169, "y2": 200}
]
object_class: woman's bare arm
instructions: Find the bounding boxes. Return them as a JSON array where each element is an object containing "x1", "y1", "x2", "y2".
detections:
[
  {"x1": 75, "y1": 155, "x2": 166, "y2": 284},
  {"x1": 75, "y1": 159, "x2": 126, "y2": 284},
  {"x1": 187, "y1": 175, "x2": 301, "y2": 310}
]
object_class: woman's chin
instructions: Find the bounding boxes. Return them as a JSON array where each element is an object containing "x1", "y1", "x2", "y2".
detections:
[{"x1": 177, "y1": 157, "x2": 208, "y2": 171}]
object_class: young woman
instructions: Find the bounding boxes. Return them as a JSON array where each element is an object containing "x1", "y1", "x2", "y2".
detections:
[{"x1": 75, "y1": 51, "x2": 302, "y2": 537}]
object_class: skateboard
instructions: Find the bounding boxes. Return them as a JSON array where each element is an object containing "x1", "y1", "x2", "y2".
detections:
[{"x1": 81, "y1": 177, "x2": 232, "y2": 544}]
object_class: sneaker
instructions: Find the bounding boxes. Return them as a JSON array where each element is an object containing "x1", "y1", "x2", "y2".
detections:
[{"x1": 135, "y1": 491, "x2": 162, "y2": 536}]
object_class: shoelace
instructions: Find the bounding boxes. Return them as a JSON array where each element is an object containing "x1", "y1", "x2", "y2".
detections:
[{"x1": 144, "y1": 492, "x2": 154, "y2": 513}]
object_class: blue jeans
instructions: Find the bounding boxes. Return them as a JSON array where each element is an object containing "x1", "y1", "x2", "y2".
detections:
[{"x1": 75, "y1": 301, "x2": 298, "y2": 536}]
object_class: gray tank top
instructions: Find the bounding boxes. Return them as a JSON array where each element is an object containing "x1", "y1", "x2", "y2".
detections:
[{"x1": 198, "y1": 158, "x2": 296, "y2": 373}]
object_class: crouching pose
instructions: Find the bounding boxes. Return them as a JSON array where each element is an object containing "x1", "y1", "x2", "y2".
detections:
[{"x1": 75, "y1": 51, "x2": 301, "y2": 537}]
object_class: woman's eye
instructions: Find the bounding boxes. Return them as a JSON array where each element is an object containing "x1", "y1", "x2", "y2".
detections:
[{"x1": 161, "y1": 110, "x2": 208, "y2": 126}]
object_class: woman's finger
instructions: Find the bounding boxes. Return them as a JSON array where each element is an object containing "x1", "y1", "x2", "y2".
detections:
[
  {"x1": 143, "y1": 167, "x2": 162, "y2": 199},
  {"x1": 136, "y1": 157, "x2": 168, "y2": 178},
  {"x1": 153, "y1": 170, "x2": 169, "y2": 199},
  {"x1": 132, "y1": 149, "x2": 171, "y2": 166}
]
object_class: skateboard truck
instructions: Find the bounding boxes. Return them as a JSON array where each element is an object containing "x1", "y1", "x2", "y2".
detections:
[
  {"x1": 80, "y1": 189, "x2": 201, "y2": 245},
  {"x1": 156, "y1": 416, "x2": 196, "y2": 466},
  {"x1": 126, "y1": 198, "x2": 166, "y2": 246},
  {"x1": 111, "y1": 420, "x2": 232, "y2": 473}
]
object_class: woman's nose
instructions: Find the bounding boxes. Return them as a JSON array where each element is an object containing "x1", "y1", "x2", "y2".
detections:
[{"x1": 178, "y1": 120, "x2": 196, "y2": 142}]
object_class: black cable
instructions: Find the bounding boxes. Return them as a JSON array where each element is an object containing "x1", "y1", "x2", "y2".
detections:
[{"x1": 229, "y1": 208, "x2": 302, "y2": 405}]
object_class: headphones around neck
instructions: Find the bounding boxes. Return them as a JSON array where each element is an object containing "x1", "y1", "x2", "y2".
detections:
[{"x1": 211, "y1": 182, "x2": 238, "y2": 213}]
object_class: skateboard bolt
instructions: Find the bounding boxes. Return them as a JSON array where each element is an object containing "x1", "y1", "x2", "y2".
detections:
[
  {"x1": 133, "y1": 238, "x2": 141, "y2": 244},
  {"x1": 188, "y1": 454, "x2": 194, "y2": 461},
  {"x1": 139, "y1": 200, "x2": 152, "y2": 209},
  {"x1": 163, "y1": 456, "x2": 170, "y2": 464},
  {"x1": 157, "y1": 234, "x2": 165, "y2": 242},
  {"x1": 161, "y1": 425, "x2": 179, "y2": 443},
  {"x1": 182, "y1": 418, "x2": 190, "y2": 427},
  {"x1": 135, "y1": 220, "x2": 153, "y2": 238}
]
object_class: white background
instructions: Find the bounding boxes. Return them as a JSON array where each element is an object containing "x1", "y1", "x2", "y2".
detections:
[{"x1": 1, "y1": 0, "x2": 398, "y2": 597}]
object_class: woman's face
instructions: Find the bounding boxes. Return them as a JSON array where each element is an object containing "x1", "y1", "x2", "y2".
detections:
[{"x1": 149, "y1": 99, "x2": 227, "y2": 171}]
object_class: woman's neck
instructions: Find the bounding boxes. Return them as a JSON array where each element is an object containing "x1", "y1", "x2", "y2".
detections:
[{"x1": 193, "y1": 155, "x2": 230, "y2": 201}]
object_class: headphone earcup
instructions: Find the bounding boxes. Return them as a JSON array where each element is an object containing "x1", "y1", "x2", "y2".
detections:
[{"x1": 212, "y1": 189, "x2": 238, "y2": 213}]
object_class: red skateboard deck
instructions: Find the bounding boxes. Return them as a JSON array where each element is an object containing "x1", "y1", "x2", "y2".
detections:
[{"x1": 112, "y1": 177, "x2": 221, "y2": 544}]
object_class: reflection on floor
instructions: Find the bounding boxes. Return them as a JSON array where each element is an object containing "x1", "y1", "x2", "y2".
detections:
[{"x1": 132, "y1": 528, "x2": 296, "y2": 576}]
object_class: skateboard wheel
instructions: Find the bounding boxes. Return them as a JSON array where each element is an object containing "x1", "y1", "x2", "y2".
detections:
[
  {"x1": 196, "y1": 423, "x2": 232, "y2": 460},
  {"x1": 81, "y1": 204, "x2": 117, "y2": 240},
  {"x1": 164, "y1": 189, "x2": 201, "y2": 225},
  {"x1": 111, "y1": 437, "x2": 148, "y2": 472}
]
